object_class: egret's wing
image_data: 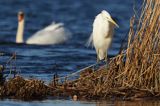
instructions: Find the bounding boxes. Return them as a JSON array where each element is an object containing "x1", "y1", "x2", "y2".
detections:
[
  {"x1": 86, "y1": 33, "x2": 94, "y2": 48},
  {"x1": 104, "y1": 23, "x2": 115, "y2": 38}
]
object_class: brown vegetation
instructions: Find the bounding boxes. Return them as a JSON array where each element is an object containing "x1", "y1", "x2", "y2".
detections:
[{"x1": 0, "y1": 76, "x2": 50, "y2": 100}]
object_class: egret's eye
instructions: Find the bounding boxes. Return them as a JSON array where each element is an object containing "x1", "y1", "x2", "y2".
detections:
[{"x1": 105, "y1": 17, "x2": 110, "y2": 20}]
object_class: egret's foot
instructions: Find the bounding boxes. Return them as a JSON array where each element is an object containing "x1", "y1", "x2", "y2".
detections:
[
  {"x1": 99, "y1": 59, "x2": 107, "y2": 65},
  {"x1": 103, "y1": 59, "x2": 108, "y2": 68},
  {"x1": 92, "y1": 63, "x2": 100, "y2": 71},
  {"x1": 92, "y1": 59, "x2": 108, "y2": 71},
  {"x1": 99, "y1": 59, "x2": 108, "y2": 70}
]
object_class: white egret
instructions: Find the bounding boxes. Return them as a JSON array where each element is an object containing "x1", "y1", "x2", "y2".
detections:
[
  {"x1": 16, "y1": 11, "x2": 71, "y2": 45},
  {"x1": 88, "y1": 10, "x2": 119, "y2": 62}
]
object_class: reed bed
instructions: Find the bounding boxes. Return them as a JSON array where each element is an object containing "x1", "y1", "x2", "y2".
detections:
[{"x1": 109, "y1": 0, "x2": 160, "y2": 93}]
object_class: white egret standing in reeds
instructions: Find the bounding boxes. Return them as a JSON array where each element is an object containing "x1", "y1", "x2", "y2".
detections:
[{"x1": 88, "y1": 10, "x2": 119, "y2": 62}]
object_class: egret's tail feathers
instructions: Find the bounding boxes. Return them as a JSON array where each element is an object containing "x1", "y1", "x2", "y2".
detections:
[{"x1": 85, "y1": 33, "x2": 94, "y2": 48}]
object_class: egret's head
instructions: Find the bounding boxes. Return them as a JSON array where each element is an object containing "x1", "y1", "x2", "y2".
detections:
[
  {"x1": 101, "y1": 10, "x2": 119, "y2": 27},
  {"x1": 18, "y1": 11, "x2": 24, "y2": 22}
]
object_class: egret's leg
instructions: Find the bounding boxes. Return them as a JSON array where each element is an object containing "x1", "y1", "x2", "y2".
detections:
[
  {"x1": 104, "y1": 51, "x2": 109, "y2": 68},
  {"x1": 96, "y1": 49, "x2": 100, "y2": 63},
  {"x1": 97, "y1": 56, "x2": 100, "y2": 63},
  {"x1": 104, "y1": 51, "x2": 108, "y2": 64},
  {"x1": 92, "y1": 49, "x2": 100, "y2": 71},
  {"x1": 104, "y1": 53, "x2": 107, "y2": 62}
]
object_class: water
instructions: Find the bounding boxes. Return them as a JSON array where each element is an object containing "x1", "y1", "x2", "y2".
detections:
[
  {"x1": 1, "y1": 99, "x2": 160, "y2": 106},
  {"x1": 1, "y1": 0, "x2": 158, "y2": 106}
]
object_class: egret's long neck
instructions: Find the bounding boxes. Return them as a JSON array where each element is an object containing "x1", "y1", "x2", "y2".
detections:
[{"x1": 16, "y1": 19, "x2": 24, "y2": 43}]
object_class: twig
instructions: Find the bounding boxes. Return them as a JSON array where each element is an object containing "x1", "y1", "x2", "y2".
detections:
[{"x1": 55, "y1": 63, "x2": 97, "y2": 80}]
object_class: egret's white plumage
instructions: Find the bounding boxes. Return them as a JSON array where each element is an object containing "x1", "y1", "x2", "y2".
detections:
[
  {"x1": 16, "y1": 11, "x2": 71, "y2": 45},
  {"x1": 88, "y1": 10, "x2": 119, "y2": 62}
]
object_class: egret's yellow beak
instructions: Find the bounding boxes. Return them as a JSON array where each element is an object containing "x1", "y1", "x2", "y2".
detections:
[{"x1": 108, "y1": 18, "x2": 119, "y2": 28}]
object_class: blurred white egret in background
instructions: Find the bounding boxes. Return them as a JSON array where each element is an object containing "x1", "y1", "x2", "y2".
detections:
[
  {"x1": 16, "y1": 11, "x2": 71, "y2": 45},
  {"x1": 88, "y1": 10, "x2": 119, "y2": 62}
]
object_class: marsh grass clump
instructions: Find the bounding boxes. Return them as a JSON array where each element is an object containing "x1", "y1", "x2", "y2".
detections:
[
  {"x1": 5, "y1": 76, "x2": 26, "y2": 96},
  {"x1": 16, "y1": 79, "x2": 49, "y2": 100},
  {"x1": 0, "y1": 76, "x2": 51, "y2": 100},
  {"x1": 107, "y1": 0, "x2": 160, "y2": 93}
]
